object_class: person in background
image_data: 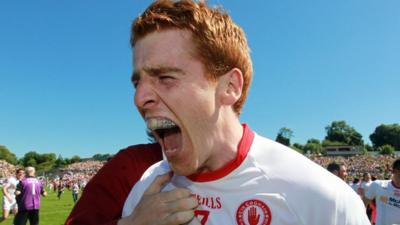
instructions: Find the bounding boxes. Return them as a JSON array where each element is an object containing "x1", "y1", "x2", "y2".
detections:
[
  {"x1": 362, "y1": 158, "x2": 400, "y2": 225},
  {"x1": 57, "y1": 180, "x2": 65, "y2": 200},
  {"x1": 14, "y1": 167, "x2": 47, "y2": 225},
  {"x1": 327, "y1": 161, "x2": 348, "y2": 181},
  {"x1": 358, "y1": 172, "x2": 374, "y2": 222},
  {"x1": 1, "y1": 168, "x2": 24, "y2": 222},
  {"x1": 71, "y1": 182, "x2": 80, "y2": 204}
]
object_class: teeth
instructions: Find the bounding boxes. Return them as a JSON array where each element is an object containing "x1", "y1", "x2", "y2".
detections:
[
  {"x1": 146, "y1": 118, "x2": 177, "y2": 131},
  {"x1": 165, "y1": 148, "x2": 177, "y2": 153}
]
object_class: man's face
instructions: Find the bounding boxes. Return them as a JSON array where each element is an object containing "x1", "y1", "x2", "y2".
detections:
[
  {"x1": 393, "y1": 167, "x2": 400, "y2": 182},
  {"x1": 339, "y1": 165, "x2": 347, "y2": 181},
  {"x1": 16, "y1": 170, "x2": 25, "y2": 180},
  {"x1": 133, "y1": 29, "x2": 221, "y2": 176},
  {"x1": 363, "y1": 173, "x2": 371, "y2": 182}
]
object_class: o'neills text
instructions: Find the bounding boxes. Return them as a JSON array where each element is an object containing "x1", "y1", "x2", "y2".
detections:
[{"x1": 195, "y1": 194, "x2": 222, "y2": 209}]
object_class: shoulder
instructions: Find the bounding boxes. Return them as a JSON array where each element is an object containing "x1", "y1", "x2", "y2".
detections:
[
  {"x1": 6, "y1": 176, "x2": 17, "y2": 184},
  {"x1": 365, "y1": 180, "x2": 388, "y2": 200},
  {"x1": 75, "y1": 143, "x2": 163, "y2": 199},
  {"x1": 95, "y1": 143, "x2": 162, "y2": 178},
  {"x1": 86, "y1": 143, "x2": 162, "y2": 187},
  {"x1": 371, "y1": 180, "x2": 390, "y2": 189},
  {"x1": 113, "y1": 143, "x2": 163, "y2": 163},
  {"x1": 250, "y1": 134, "x2": 329, "y2": 181},
  {"x1": 249, "y1": 134, "x2": 368, "y2": 223}
]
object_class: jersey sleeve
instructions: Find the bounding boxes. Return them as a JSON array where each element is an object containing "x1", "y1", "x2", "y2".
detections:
[{"x1": 65, "y1": 144, "x2": 162, "y2": 225}]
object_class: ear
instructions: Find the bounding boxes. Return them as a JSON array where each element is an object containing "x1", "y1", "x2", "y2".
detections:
[{"x1": 218, "y1": 68, "x2": 243, "y2": 106}]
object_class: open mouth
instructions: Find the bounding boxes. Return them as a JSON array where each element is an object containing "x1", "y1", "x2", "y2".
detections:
[{"x1": 146, "y1": 118, "x2": 182, "y2": 158}]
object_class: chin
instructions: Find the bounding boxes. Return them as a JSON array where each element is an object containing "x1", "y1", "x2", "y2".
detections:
[{"x1": 170, "y1": 165, "x2": 195, "y2": 176}]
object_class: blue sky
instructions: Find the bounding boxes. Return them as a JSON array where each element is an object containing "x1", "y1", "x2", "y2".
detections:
[{"x1": 1, "y1": 0, "x2": 399, "y2": 158}]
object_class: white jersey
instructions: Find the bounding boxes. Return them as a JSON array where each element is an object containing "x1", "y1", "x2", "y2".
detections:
[
  {"x1": 365, "y1": 180, "x2": 400, "y2": 225},
  {"x1": 359, "y1": 180, "x2": 372, "y2": 195},
  {"x1": 4, "y1": 176, "x2": 18, "y2": 197},
  {"x1": 123, "y1": 126, "x2": 369, "y2": 225},
  {"x1": 351, "y1": 182, "x2": 361, "y2": 194}
]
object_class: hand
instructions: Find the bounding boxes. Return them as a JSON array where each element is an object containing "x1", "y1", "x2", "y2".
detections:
[
  {"x1": 118, "y1": 172, "x2": 198, "y2": 225},
  {"x1": 248, "y1": 207, "x2": 260, "y2": 225}
]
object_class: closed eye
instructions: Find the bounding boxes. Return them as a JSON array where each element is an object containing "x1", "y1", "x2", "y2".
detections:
[
  {"x1": 158, "y1": 75, "x2": 175, "y2": 85},
  {"x1": 159, "y1": 75, "x2": 174, "y2": 80}
]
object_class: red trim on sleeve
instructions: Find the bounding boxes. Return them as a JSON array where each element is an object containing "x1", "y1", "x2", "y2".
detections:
[{"x1": 187, "y1": 124, "x2": 254, "y2": 182}]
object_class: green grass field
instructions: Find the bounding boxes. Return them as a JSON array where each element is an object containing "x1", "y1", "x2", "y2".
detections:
[{"x1": 1, "y1": 189, "x2": 75, "y2": 225}]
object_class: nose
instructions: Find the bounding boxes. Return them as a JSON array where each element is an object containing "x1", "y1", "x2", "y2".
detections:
[{"x1": 134, "y1": 80, "x2": 158, "y2": 111}]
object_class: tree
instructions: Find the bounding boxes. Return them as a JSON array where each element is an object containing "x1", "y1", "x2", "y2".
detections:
[
  {"x1": 324, "y1": 121, "x2": 363, "y2": 146},
  {"x1": 364, "y1": 143, "x2": 374, "y2": 152},
  {"x1": 303, "y1": 139, "x2": 324, "y2": 155},
  {"x1": 26, "y1": 158, "x2": 37, "y2": 167},
  {"x1": 292, "y1": 143, "x2": 304, "y2": 153},
  {"x1": 55, "y1": 154, "x2": 66, "y2": 168},
  {"x1": 21, "y1": 151, "x2": 39, "y2": 166},
  {"x1": 20, "y1": 151, "x2": 57, "y2": 173},
  {"x1": 70, "y1": 155, "x2": 81, "y2": 163},
  {"x1": 370, "y1": 123, "x2": 400, "y2": 151},
  {"x1": 37, "y1": 153, "x2": 56, "y2": 164},
  {"x1": 378, "y1": 144, "x2": 395, "y2": 155},
  {"x1": 275, "y1": 127, "x2": 293, "y2": 146},
  {"x1": 0, "y1": 145, "x2": 18, "y2": 165},
  {"x1": 92, "y1": 153, "x2": 112, "y2": 161}
]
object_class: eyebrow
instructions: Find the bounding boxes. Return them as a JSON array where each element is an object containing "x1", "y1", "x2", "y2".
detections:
[{"x1": 131, "y1": 66, "x2": 185, "y2": 83}]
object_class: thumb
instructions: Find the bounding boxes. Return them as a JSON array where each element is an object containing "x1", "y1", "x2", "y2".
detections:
[{"x1": 144, "y1": 171, "x2": 173, "y2": 195}]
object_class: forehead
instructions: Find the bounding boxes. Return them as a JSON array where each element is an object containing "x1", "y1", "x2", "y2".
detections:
[{"x1": 134, "y1": 29, "x2": 196, "y2": 69}]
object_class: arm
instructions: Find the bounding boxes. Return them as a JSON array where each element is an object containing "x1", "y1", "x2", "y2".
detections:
[
  {"x1": 361, "y1": 181, "x2": 378, "y2": 207},
  {"x1": 2, "y1": 182, "x2": 12, "y2": 202},
  {"x1": 65, "y1": 144, "x2": 163, "y2": 225},
  {"x1": 15, "y1": 180, "x2": 22, "y2": 196},
  {"x1": 357, "y1": 186, "x2": 371, "y2": 206}
]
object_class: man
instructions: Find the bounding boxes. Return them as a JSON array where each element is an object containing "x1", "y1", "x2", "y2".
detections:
[
  {"x1": 119, "y1": 1, "x2": 369, "y2": 224},
  {"x1": 71, "y1": 182, "x2": 79, "y2": 204},
  {"x1": 327, "y1": 161, "x2": 348, "y2": 181},
  {"x1": 14, "y1": 167, "x2": 47, "y2": 225},
  {"x1": 358, "y1": 172, "x2": 375, "y2": 223},
  {"x1": 1, "y1": 168, "x2": 24, "y2": 222},
  {"x1": 363, "y1": 158, "x2": 400, "y2": 225}
]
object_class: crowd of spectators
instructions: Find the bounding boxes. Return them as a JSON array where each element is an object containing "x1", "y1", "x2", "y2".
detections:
[
  {"x1": 0, "y1": 160, "x2": 16, "y2": 183},
  {"x1": 1, "y1": 155, "x2": 398, "y2": 187},
  {"x1": 49, "y1": 160, "x2": 106, "y2": 191},
  {"x1": 310, "y1": 154, "x2": 396, "y2": 181}
]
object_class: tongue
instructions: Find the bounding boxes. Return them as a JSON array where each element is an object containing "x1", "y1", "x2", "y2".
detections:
[{"x1": 163, "y1": 128, "x2": 182, "y2": 150}]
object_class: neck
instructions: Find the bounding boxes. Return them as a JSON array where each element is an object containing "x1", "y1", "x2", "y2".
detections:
[{"x1": 203, "y1": 115, "x2": 243, "y2": 172}]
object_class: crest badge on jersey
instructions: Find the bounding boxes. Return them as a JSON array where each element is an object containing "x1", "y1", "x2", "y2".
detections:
[{"x1": 236, "y1": 199, "x2": 272, "y2": 225}]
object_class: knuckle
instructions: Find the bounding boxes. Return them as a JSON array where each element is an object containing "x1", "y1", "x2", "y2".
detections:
[
  {"x1": 190, "y1": 197, "x2": 199, "y2": 208},
  {"x1": 173, "y1": 211, "x2": 193, "y2": 223}
]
